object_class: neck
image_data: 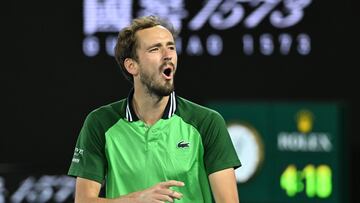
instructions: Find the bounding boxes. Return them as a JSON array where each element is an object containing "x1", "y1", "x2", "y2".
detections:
[{"x1": 132, "y1": 86, "x2": 169, "y2": 126}]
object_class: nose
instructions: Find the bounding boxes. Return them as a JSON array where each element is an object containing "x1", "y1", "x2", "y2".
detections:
[
  {"x1": 163, "y1": 56, "x2": 172, "y2": 62},
  {"x1": 162, "y1": 48, "x2": 173, "y2": 62}
]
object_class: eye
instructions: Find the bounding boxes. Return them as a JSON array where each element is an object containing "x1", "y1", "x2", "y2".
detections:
[
  {"x1": 149, "y1": 47, "x2": 159, "y2": 52},
  {"x1": 168, "y1": 46, "x2": 176, "y2": 50}
]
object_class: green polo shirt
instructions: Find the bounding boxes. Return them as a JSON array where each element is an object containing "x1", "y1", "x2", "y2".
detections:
[{"x1": 68, "y1": 91, "x2": 241, "y2": 202}]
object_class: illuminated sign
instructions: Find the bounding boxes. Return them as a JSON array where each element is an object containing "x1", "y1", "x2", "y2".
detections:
[
  {"x1": 83, "y1": 0, "x2": 313, "y2": 57},
  {"x1": 228, "y1": 122, "x2": 264, "y2": 183},
  {"x1": 281, "y1": 164, "x2": 332, "y2": 198},
  {"x1": 0, "y1": 175, "x2": 75, "y2": 203},
  {"x1": 207, "y1": 102, "x2": 344, "y2": 203}
]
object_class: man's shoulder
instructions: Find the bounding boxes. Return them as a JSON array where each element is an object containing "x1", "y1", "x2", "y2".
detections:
[
  {"x1": 176, "y1": 96, "x2": 221, "y2": 118},
  {"x1": 86, "y1": 98, "x2": 127, "y2": 123},
  {"x1": 175, "y1": 96, "x2": 227, "y2": 136}
]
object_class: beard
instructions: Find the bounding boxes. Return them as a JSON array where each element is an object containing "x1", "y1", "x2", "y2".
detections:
[{"x1": 139, "y1": 64, "x2": 175, "y2": 97}]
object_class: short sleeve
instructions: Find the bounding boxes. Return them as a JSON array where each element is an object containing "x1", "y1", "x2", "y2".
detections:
[
  {"x1": 68, "y1": 111, "x2": 107, "y2": 183},
  {"x1": 202, "y1": 111, "x2": 241, "y2": 175}
]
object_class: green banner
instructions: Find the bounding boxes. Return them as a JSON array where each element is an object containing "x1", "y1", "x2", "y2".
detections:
[{"x1": 207, "y1": 102, "x2": 345, "y2": 203}]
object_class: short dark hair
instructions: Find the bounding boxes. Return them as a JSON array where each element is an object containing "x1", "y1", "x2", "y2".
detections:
[{"x1": 114, "y1": 15, "x2": 177, "y2": 83}]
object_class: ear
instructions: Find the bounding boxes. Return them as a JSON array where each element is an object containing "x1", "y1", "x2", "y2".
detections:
[{"x1": 124, "y1": 58, "x2": 139, "y2": 76}]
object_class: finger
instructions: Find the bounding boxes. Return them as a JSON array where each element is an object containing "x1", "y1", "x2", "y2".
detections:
[
  {"x1": 160, "y1": 180, "x2": 185, "y2": 188},
  {"x1": 170, "y1": 190, "x2": 183, "y2": 200},
  {"x1": 158, "y1": 189, "x2": 183, "y2": 200},
  {"x1": 154, "y1": 193, "x2": 174, "y2": 202}
]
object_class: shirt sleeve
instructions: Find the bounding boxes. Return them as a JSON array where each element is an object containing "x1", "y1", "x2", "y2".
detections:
[
  {"x1": 68, "y1": 111, "x2": 107, "y2": 183},
  {"x1": 202, "y1": 111, "x2": 241, "y2": 175}
]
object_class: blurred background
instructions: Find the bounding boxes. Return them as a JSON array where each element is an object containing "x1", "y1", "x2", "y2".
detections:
[{"x1": 1, "y1": 0, "x2": 359, "y2": 202}]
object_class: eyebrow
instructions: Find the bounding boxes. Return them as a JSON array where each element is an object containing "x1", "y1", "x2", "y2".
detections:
[{"x1": 147, "y1": 41, "x2": 175, "y2": 50}]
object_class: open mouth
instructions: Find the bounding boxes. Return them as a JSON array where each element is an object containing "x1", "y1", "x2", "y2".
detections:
[
  {"x1": 163, "y1": 68, "x2": 172, "y2": 77},
  {"x1": 162, "y1": 66, "x2": 173, "y2": 79}
]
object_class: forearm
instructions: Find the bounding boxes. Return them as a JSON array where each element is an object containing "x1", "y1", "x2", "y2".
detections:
[
  {"x1": 75, "y1": 179, "x2": 184, "y2": 203},
  {"x1": 76, "y1": 197, "x2": 128, "y2": 203},
  {"x1": 209, "y1": 168, "x2": 239, "y2": 203},
  {"x1": 76, "y1": 192, "x2": 139, "y2": 203}
]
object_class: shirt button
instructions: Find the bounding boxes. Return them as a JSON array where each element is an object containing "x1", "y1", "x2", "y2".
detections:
[{"x1": 149, "y1": 142, "x2": 158, "y2": 146}]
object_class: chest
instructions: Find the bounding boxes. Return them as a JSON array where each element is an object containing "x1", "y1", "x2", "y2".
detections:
[{"x1": 104, "y1": 120, "x2": 205, "y2": 181}]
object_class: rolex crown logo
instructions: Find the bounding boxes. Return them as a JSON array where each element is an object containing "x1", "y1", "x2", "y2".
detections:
[{"x1": 296, "y1": 109, "x2": 314, "y2": 134}]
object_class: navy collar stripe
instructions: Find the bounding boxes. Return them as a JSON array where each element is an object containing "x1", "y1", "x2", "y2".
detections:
[
  {"x1": 126, "y1": 104, "x2": 133, "y2": 122},
  {"x1": 172, "y1": 92, "x2": 177, "y2": 116},
  {"x1": 168, "y1": 92, "x2": 173, "y2": 119},
  {"x1": 125, "y1": 90, "x2": 177, "y2": 122},
  {"x1": 168, "y1": 92, "x2": 176, "y2": 119}
]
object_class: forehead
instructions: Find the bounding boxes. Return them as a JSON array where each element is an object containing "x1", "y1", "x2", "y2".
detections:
[{"x1": 135, "y1": 25, "x2": 174, "y2": 48}]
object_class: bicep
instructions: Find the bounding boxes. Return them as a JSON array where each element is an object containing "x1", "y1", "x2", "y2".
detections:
[
  {"x1": 209, "y1": 168, "x2": 239, "y2": 203},
  {"x1": 75, "y1": 177, "x2": 102, "y2": 203}
]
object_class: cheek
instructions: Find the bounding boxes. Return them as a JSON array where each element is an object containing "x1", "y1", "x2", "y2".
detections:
[
  {"x1": 139, "y1": 62, "x2": 158, "y2": 77},
  {"x1": 142, "y1": 56, "x2": 161, "y2": 67},
  {"x1": 173, "y1": 55, "x2": 178, "y2": 68}
]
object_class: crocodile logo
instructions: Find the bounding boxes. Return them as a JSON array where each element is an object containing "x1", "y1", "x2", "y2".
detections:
[{"x1": 177, "y1": 141, "x2": 190, "y2": 149}]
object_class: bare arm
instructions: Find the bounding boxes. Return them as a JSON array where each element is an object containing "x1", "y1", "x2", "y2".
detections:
[
  {"x1": 208, "y1": 168, "x2": 239, "y2": 203},
  {"x1": 75, "y1": 177, "x2": 184, "y2": 203}
]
